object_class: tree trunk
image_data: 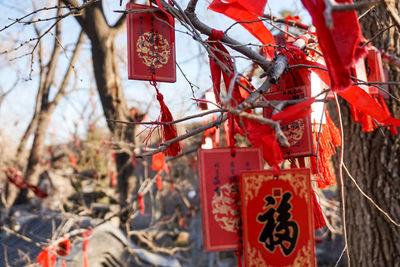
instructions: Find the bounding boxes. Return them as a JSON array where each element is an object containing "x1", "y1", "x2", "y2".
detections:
[
  {"x1": 14, "y1": 112, "x2": 52, "y2": 204},
  {"x1": 69, "y1": 0, "x2": 138, "y2": 206},
  {"x1": 340, "y1": 2, "x2": 400, "y2": 266},
  {"x1": 13, "y1": 24, "x2": 84, "y2": 205},
  {"x1": 91, "y1": 35, "x2": 137, "y2": 205}
]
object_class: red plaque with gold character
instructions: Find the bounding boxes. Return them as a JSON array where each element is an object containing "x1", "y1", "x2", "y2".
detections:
[
  {"x1": 198, "y1": 147, "x2": 263, "y2": 252},
  {"x1": 126, "y1": 3, "x2": 176, "y2": 82},
  {"x1": 240, "y1": 168, "x2": 316, "y2": 267},
  {"x1": 263, "y1": 85, "x2": 313, "y2": 158}
]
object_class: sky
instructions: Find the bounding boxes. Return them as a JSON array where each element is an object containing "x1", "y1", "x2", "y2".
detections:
[{"x1": 0, "y1": 0, "x2": 311, "y2": 149}]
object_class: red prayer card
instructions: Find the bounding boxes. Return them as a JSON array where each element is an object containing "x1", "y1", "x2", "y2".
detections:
[
  {"x1": 264, "y1": 86, "x2": 314, "y2": 158},
  {"x1": 240, "y1": 168, "x2": 316, "y2": 267},
  {"x1": 126, "y1": 3, "x2": 176, "y2": 82},
  {"x1": 198, "y1": 147, "x2": 263, "y2": 251}
]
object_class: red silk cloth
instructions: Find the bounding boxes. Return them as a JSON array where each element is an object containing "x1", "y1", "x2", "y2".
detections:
[
  {"x1": 301, "y1": 0, "x2": 366, "y2": 91},
  {"x1": 208, "y1": 29, "x2": 280, "y2": 166},
  {"x1": 3, "y1": 167, "x2": 48, "y2": 199},
  {"x1": 209, "y1": 0, "x2": 275, "y2": 57},
  {"x1": 283, "y1": 43, "x2": 400, "y2": 130}
]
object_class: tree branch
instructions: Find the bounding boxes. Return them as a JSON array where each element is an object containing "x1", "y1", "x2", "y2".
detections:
[{"x1": 50, "y1": 30, "x2": 85, "y2": 108}]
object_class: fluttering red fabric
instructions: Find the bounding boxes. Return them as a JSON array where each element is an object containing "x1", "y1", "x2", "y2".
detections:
[
  {"x1": 209, "y1": 0, "x2": 275, "y2": 57},
  {"x1": 37, "y1": 247, "x2": 57, "y2": 267},
  {"x1": 3, "y1": 167, "x2": 48, "y2": 199},
  {"x1": 152, "y1": 152, "x2": 166, "y2": 171},
  {"x1": 301, "y1": 0, "x2": 366, "y2": 91},
  {"x1": 290, "y1": 52, "x2": 400, "y2": 132},
  {"x1": 270, "y1": 98, "x2": 315, "y2": 124},
  {"x1": 339, "y1": 86, "x2": 400, "y2": 127},
  {"x1": 208, "y1": 29, "x2": 284, "y2": 167}
]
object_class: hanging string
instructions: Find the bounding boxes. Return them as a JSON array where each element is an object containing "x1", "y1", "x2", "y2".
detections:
[
  {"x1": 228, "y1": 114, "x2": 237, "y2": 157},
  {"x1": 334, "y1": 92, "x2": 351, "y2": 267}
]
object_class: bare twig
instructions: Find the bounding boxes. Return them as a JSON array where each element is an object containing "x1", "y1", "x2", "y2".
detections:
[
  {"x1": 263, "y1": 14, "x2": 308, "y2": 30},
  {"x1": 343, "y1": 164, "x2": 400, "y2": 227},
  {"x1": 324, "y1": 0, "x2": 379, "y2": 28}
]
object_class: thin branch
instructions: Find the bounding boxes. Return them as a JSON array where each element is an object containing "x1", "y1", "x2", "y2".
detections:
[
  {"x1": 324, "y1": 0, "x2": 379, "y2": 28},
  {"x1": 227, "y1": 107, "x2": 289, "y2": 147},
  {"x1": 363, "y1": 24, "x2": 395, "y2": 47},
  {"x1": 332, "y1": 1, "x2": 379, "y2": 12},
  {"x1": 50, "y1": 30, "x2": 85, "y2": 108},
  {"x1": 263, "y1": 14, "x2": 308, "y2": 30},
  {"x1": 109, "y1": 108, "x2": 225, "y2": 126},
  {"x1": 343, "y1": 164, "x2": 400, "y2": 227},
  {"x1": 182, "y1": 2, "x2": 271, "y2": 71}
]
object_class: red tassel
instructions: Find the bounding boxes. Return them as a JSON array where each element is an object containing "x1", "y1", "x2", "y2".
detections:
[
  {"x1": 37, "y1": 246, "x2": 57, "y2": 267},
  {"x1": 235, "y1": 250, "x2": 243, "y2": 267},
  {"x1": 326, "y1": 110, "x2": 341, "y2": 147},
  {"x1": 111, "y1": 171, "x2": 117, "y2": 188},
  {"x1": 138, "y1": 193, "x2": 145, "y2": 214},
  {"x1": 154, "y1": 88, "x2": 181, "y2": 156},
  {"x1": 361, "y1": 114, "x2": 375, "y2": 132},
  {"x1": 169, "y1": 181, "x2": 175, "y2": 192},
  {"x1": 156, "y1": 173, "x2": 163, "y2": 191},
  {"x1": 311, "y1": 190, "x2": 326, "y2": 230},
  {"x1": 82, "y1": 230, "x2": 92, "y2": 267},
  {"x1": 57, "y1": 239, "x2": 71, "y2": 256}
]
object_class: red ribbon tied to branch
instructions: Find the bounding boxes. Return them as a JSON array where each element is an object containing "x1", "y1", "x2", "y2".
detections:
[
  {"x1": 3, "y1": 167, "x2": 48, "y2": 199},
  {"x1": 301, "y1": 0, "x2": 367, "y2": 91},
  {"x1": 209, "y1": 0, "x2": 275, "y2": 58}
]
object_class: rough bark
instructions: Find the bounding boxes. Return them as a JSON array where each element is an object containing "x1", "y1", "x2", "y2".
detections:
[{"x1": 339, "y1": 1, "x2": 400, "y2": 266}]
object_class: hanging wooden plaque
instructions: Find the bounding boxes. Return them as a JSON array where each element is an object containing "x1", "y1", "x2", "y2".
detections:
[
  {"x1": 126, "y1": 3, "x2": 176, "y2": 82},
  {"x1": 240, "y1": 168, "x2": 316, "y2": 267},
  {"x1": 198, "y1": 147, "x2": 263, "y2": 252},
  {"x1": 263, "y1": 85, "x2": 314, "y2": 158}
]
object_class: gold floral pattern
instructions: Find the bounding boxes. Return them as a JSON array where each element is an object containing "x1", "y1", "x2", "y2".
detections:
[
  {"x1": 242, "y1": 174, "x2": 264, "y2": 204},
  {"x1": 291, "y1": 240, "x2": 314, "y2": 266},
  {"x1": 136, "y1": 32, "x2": 170, "y2": 68},
  {"x1": 247, "y1": 241, "x2": 314, "y2": 267},
  {"x1": 211, "y1": 183, "x2": 240, "y2": 232},
  {"x1": 247, "y1": 244, "x2": 268, "y2": 267},
  {"x1": 283, "y1": 119, "x2": 305, "y2": 146}
]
